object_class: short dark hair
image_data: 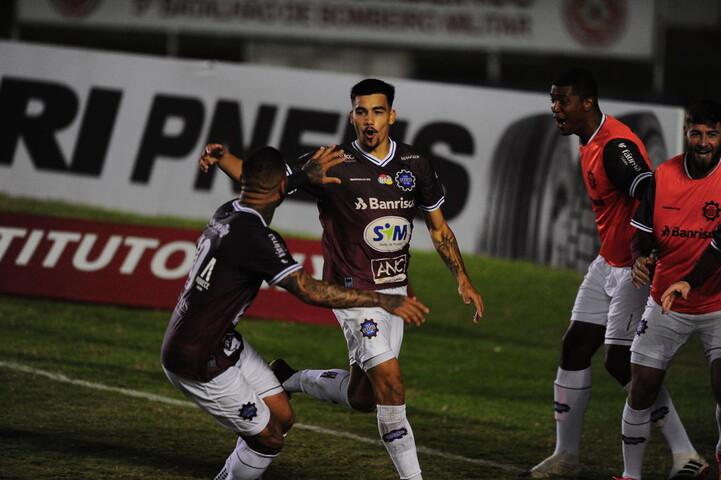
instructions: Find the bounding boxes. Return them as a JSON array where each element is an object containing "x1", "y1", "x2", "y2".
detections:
[
  {"x1": 350, "y1": 78, "x2": 395, "y2": 107},
  {"x1": 685, "y1": 100, "x2": 721, "y2": 127},
  {"x1": 242, "y1": 146, "x2": 286, "y2": 192},
  {"x1": 553, "y1": 68, "x2": 599, "y2": 100}
]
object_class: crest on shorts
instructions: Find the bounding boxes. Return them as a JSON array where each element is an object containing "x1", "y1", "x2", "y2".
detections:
[
  {"x1": 702, "y1": 200, "x2": 720, "y2": 221},
  {"x1": 395, "y1": 170, "x2": 416, "y2": 192},
  {"x1": 382, "y1": 428, "x2": 408, "y2": 443},
  {"x1": 635, "y1": 319, "x2": 648, "y2": 336},
  {"x1": 360, "y1": 319, "x2": 379, "y2": 338},
  {"x1": 238, "y1": 402, "x2": 258, "y2": 421}
]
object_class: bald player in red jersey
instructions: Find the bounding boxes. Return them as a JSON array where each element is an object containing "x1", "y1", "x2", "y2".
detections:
[
  {"x1": 529, "y1": 68, "x2": 699, "y2": 478},
  {"x1": 614, "y1": 100, "x2": 721, "y2": 480}
]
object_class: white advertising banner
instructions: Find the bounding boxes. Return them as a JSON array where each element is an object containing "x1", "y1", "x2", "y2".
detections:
[
  {"x1": 0, "y1": 41, "x2": 682, "y2": 270},
  {"x1": 17, "y1": 0, "x2": 654, "y2": 58}
]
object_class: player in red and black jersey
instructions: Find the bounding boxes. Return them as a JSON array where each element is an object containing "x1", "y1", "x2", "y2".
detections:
[
  {"x1": 204, "y1": 79, "x2": 483, "y2": 480},
  {"x1": 615, "y1": 101, "x2": 721, "y2": 480},
  {"x1": 529, "y1": 69, "x2": 698, "y2": 478},
  {"x1": 162, "y1": 146, "x2": 429, "y2": 480}
]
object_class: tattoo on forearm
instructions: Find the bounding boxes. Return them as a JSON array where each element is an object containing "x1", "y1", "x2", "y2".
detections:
[
  {"x1": 433, "y1": 228, "x2": 466, "y2": 278},
  {"x1": 280, "y1": 271, "x2": 403, "y2": 310}
]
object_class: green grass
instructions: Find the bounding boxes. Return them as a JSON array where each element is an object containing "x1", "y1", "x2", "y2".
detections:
[{"x1": 0, "y1": 194, "x2": 717, "y2": 479}]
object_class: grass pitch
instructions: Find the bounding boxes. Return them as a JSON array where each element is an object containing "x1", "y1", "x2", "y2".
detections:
[{"x1": 0, "y1": 194, "x2": 718, "y2": 479}]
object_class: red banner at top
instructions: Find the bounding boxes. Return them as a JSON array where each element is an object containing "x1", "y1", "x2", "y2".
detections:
[{"x1": 0, "y1": 212, "x2": 335, "y2": 325}]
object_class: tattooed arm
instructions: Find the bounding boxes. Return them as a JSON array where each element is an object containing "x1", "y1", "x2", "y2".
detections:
[
  {"x1": 277, "y1": 269, "x2": 429, "y2": 326},
  {"x1": 424, "y1": 208, "x2": 484, "y2": 322}
]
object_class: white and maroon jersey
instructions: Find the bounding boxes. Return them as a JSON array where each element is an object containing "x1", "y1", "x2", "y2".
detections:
[
  {"x1": 580, "y1": 114, "x2": 653, "y2": 267},
  {"x1": 161, "y1": 200, "x2": 301, "y2": 381},
  {"x1": 631, "y1": 154, "x2": 721, "y2": 314},
  {"x1": 288, "y1": 140, "x2": 445, "y2": 290}
]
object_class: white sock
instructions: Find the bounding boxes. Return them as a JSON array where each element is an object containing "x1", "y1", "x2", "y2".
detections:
[
  {"x1": 377, "y1": 404, "x2": 422, "y2": 480},
  {"x1": 287, "y1": 369, "x2": 352, "y2": 409},
  {"x1": 716, "y1": 404, "x2": 721, "y2": 454},
  {"x1": 652, "y1": 386, "x2": 695, "y2": 455},
  {"x1": 553, "y1": 367, "x2": 591, "y2": 456},
  {"x1": 215, "y1": 437, "x2": 277, "y2": 480},
  {"x1": 621, "y1": 402, "x2": 651, "y2": 480}
]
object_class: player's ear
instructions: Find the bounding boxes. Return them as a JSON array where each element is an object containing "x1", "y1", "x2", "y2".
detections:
[
  {"x1": 279, "y1": 175, "x2": 288, "y2": 197},
  {"x1": 348, "y1": 110, "x2": 353, "y2": 124},
  {"x1": 389, "y1": 109, "x2": 397, "y2": 125}
]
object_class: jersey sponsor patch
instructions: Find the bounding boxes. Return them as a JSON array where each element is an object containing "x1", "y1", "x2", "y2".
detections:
[
  {"x1": 238, "y1": 402, "x2": 258, "y2": 421},
  {"x1": 267, "y1": 233, "x2": 291, "y2": 263},
  {"x1": 355, "y1": 197, "x2": 415, "y2": 211},
  {"x1": 377, "y1": 174, "x2": 393, "y2": 185},
  {"x1": 363, "y1": 216, "x2": 411, "y2": 252},
  {"x1": 360, "y1": 319, "x2": 379, "y2": 338},
  {"x1": 371, "y1": 254, "x2": 407, "y2": 284},
  {"x1": 394, "y1": 169, "x2": 416, "y2": 192}
]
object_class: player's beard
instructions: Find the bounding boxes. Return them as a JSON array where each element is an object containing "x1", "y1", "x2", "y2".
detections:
[{"x1": 686, "y1": 142, "x2": 721, "y2": 171}]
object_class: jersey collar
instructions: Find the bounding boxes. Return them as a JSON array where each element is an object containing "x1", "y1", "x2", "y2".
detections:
[
  {"x1": 352, "y1": 139, "x2": 396, "y2": 167},
  {"x1": 232, "y1": 200, "x2": 268, "y2": 227},
  {"x1": 585, "y1": 113, "x2": 606, "y2": 145}
]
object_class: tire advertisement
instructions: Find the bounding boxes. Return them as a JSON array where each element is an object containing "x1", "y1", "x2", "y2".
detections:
[{"x1": 0, "y1": 41, "x2": 683, "y2": 273}]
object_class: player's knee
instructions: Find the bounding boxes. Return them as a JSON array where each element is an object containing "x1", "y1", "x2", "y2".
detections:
[
  {"x1": 628, "y1": 376, "x2": 660, "y2": 409},
  {"x1": 247, "y1": 425, "x2": 286, "y2": 454},
  {"x1": 560, "y1": 324, "x2": 603, "y2": 369},
  {"x1": 372, "y1": 377, "x2": 405, "y2": 405},
  {"x1": 604, "y1": 346, "x2": 631, "y2": 385}
]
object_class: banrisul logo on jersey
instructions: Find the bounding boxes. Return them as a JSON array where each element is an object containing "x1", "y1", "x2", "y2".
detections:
[{"x1": 363, "y1": 216, "x2": 412, "y2": 252}]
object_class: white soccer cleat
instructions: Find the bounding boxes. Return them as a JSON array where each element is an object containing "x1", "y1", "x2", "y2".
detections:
[
  {"x1": 668, "y1": 452, "x2": 709, "y2": 479},
  {"x1": 527, "y1": 451, "x2": 580, "y2": 478}
]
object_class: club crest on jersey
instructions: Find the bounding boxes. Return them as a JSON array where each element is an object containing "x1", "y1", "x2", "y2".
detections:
[
  {"x1": 238, "y1": 402, "x2": 258, "y2": 421},
  {"x1": 360, "y1": 319, "x2": 379, "y2": 338},
  {"x1": 382, "y1": 428, "x2": 408, "y2": 442},
  {"x1": 377, "y1": 174, "x2": 393, "y2": 185},
  {"x1": 395, "y1": 170, "x2": 416, "y2": 192},
  {"x1": 703, "y1": 200, "x2": 720, "y2": 221}
]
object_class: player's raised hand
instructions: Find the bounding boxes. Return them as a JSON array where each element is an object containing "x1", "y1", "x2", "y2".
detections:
[
  {"x1": 380, "y1": 295, "x2": 429, "y2": 327},
  {"x1": 661, "y1": 281, "x2": 690, "y2": 314},
  {"x1": 632, "y1": 255, "x2": 656, "y2": 288},
  {"x1": 199, "y1": 143, "x2": 226, "y2": 173},
  {"x1": 458, "y1": 280, "x2": 484, "y2": 323},
  {"x1": 302, "y1": 145, "x2": 345, "y2": 185}
]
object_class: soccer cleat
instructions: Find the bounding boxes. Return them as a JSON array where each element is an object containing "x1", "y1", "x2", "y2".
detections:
[
  {"x1": 668, "y1": 452, "x2": 709, "y2": 479},
  {"x1": 612, "y1": 476, "x2": 637, "y2": 480},
  {"x1": 527, "y1": 451, "x2": 580, "y2": 478},
  {"x1": 716, "y1": 451, "x2": 721, "y2": 480},
  {"x1": 269, "y1": 358, "x2": 297, "y2": 399}
]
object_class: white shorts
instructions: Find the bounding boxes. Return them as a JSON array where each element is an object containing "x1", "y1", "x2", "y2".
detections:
[
  {"x1": 333, "y1": 286, "x2": 407, "y2": 372},
  {"x1": 163, "y1": 338, "x2": 283, "y2": 437},
  {"x1": 571, "y1": 255, "x2": 649, "y2": 346},
  {"x1": 631, "y1": 298, "x2": 721, "y2": 370}
]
